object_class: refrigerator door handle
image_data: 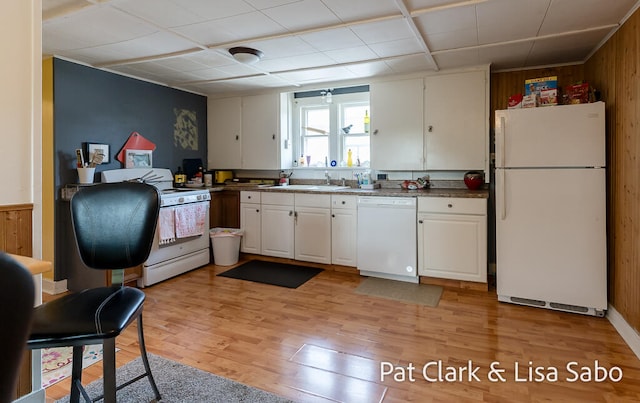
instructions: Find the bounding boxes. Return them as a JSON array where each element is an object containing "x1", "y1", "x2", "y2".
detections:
[
  {"x1": 498, "y1": 116, "x2": 506, "y2": 168},
  {"x1": 499, "y1": 169, "x2": 506, "y2": 220}
]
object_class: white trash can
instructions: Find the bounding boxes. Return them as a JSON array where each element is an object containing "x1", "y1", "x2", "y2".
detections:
[{"x1": 210, "y1": 228, "x2": 243, "y2": 266}]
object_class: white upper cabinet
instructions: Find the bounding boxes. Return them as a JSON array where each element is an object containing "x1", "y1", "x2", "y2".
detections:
[
  {"x1": 369, "y1": 67, "x2": 489, "y2": 173},
  {"x1": 370, "y1": 78, "x2": 424, "y2": 170},
  {"x1": 208, "y1": 93, "x2": 283, "y2": 170},
  {"x1": 241, "y1": 93, "x2": 280, "y2": 170},
  {"x1": 207, "y1": 97, "x2": 241, "y2": 169},
  {"x1": 424, "y1": 70, "x2": 488, "y2": 171}
]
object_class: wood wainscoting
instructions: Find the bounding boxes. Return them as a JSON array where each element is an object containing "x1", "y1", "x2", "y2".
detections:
[
  {"x1": 0, "y1": 203, "x2": 33, "y2": 399},
  {"x1": 0, "y1": 203, "x2": 33, "y2": 257}
]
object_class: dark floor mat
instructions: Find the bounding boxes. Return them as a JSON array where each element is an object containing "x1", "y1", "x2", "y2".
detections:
[{"x1": 217, "y1": 260, "x2": 323, "y2": 288}]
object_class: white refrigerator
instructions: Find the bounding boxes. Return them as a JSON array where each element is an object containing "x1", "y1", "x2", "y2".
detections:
[{"x1": 495, "y1": 102, "x2": 607, "y2": 317}]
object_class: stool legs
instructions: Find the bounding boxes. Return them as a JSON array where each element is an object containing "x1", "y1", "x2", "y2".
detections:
[{"x1": 137, "y1": 314, "x2": 161, "y2": 401}]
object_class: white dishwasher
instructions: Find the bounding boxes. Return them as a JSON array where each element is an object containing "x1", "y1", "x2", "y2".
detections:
[{"x1": 357, "y1": 196, "x2": 418, "y2": 283}]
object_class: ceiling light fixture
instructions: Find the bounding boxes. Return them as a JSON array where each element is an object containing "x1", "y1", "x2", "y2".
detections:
[{"x1": 229, "y1": 46, "x2": 263, "y2": 64}]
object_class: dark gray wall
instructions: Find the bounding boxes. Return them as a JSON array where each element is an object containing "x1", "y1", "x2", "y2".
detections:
[{"x1": 53, "y1": 58, "x2": 207, "y2": 280}]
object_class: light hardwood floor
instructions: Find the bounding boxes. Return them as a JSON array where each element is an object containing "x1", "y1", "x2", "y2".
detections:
[{"x1": 44, "y1": 256, "x2": 640, "y2": 402}]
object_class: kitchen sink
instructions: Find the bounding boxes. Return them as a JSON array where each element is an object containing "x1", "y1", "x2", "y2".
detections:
[{"x1": 268, "y1": 184, "x2": 350, "y2": 191}]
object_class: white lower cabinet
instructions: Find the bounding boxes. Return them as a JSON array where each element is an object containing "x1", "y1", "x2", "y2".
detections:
[
  {"x1": 418, "y1": 197, "x2": 487, "y2": 283},
  {"x1": 294, "y1": 194, "x2": 331, "y2": 264},
  {"x1": 240, "y1": 191, "x2": 261, "y2": 254},
  {"x1": 331, "y1": 195, "x2": 357, "y2": 266},
  {"x1": 261, "y1": 192, "x2": 295, "y2": 258}
]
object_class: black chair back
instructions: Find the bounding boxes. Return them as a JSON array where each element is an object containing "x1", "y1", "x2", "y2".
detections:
[
  {"x1": 0, "y1": 253, "x2": 35, "y2": 402},
  {"x1": 71, "y1": 182, "x2": 160, "y2": 270}
]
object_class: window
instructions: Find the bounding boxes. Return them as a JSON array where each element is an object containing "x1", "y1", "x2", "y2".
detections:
[{"x1": 293, "y1": 88, "x2": 369, "y2": 167}]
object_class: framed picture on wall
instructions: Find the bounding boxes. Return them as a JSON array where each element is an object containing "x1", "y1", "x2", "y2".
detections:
[
  {"x1": 125, "y1": 149, "x2": 153, "y2": 168},
  {"x1": 83, "y1": 142, "x2": 110, "y2": 163}
]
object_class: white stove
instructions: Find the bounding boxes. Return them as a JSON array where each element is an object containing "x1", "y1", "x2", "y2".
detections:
[{"x1": 101, "y1": 168, "x2": 211, "y2": 287}]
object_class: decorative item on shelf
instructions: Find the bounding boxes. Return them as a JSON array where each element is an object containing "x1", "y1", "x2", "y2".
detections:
[
  {"x1": 347, "y1": 149, "x2": 353, "y2": 167},
  {"x1": 125, "y1": 149, "x2": 153, "y2": 168},
  {"x1": 116, "y1": 132, "x2": 156, "y2": 164},
  {"x1": 464, "y1": 171, "x2": 484, "y2": 190}
]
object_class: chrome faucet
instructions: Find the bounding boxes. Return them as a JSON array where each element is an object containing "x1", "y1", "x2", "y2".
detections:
[{"x1": 325, "y1": 170, "x2": 331, "y2": 185}]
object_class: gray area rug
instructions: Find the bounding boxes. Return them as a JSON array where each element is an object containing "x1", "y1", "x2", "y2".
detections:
[
  {"x1": 55, "y1": 353, "x2": 293, "y2": 403},
  {"x1": 355, "y1": 277, "x2": 443, "y2": 307}
]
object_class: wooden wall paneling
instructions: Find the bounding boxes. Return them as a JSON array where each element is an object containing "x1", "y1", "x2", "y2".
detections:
[
  {"x1": 585, "y1": 8, "x2": 640, "y2": 331},
  {"x1": 0, "y1": 204, "x2": 32, "y2": 256},
  {"x1": 585, "y1": 26, "x2": 619, "y2": 306},
  {"x1": 614, "y1": 10, "x2": 640, "y2": 328},
  {"x1": 490, "y1": 65, "x2": 584, "y2": 126}
]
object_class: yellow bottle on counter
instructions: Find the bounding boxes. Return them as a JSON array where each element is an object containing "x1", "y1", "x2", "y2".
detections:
[{"x1": 347, "y1": 149, "x2": 353, "y2": 167}]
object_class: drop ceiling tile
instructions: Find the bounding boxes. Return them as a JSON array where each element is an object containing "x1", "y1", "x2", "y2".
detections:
[
  {"x1": 475, "y1": 0, "x2": 549, "y2": 44},
  {"x1": 344, "y1": 61, "x2": 394, "y2": 77},
  {"x1": 43, "y1": 6, "x2": 158, "y2": 50},
  {"x1": 424, "y1": 28, "x2": 477, "y2": 51},
  {"x1": 43, "y1": 0, "x2": 92, "y2": 20},
  {"x1": 320, "y1": 0, "x2": 401, "y2": 21},
  {"x1": 276, "y1": 65, "x2": 358, "y2": 84},
  {"x1": 244, "y1": 36, "x2": 319, "y2": 59},
  {"x1": 477, "y1": 42, "x2": 533, "y2": 70},
  {"x1": 257, "y1": 52, "x2": 337, "y2": 73},
  {"x1": 184, "y1": 50, "x2": 238, "y2": 68},
  {"x1": 52, "y1": 47, "x2": 131, "y2": 65},
  {"x1": 176, "y1": 67, "x2": 234, "y2": 81},
  {"x1": 406, "y1": 0, "x2": 466, "y2": 10},
  {"x1": 298, "y1": 28, "x2": 366, "y2": 52},
  {"x1": 323, "y1": 46, "x2": 379, "y2": 64},
  {"x1": 432, "y1": 47, "x2": 481, "y2": 70},
  {"x1": 384, "y1": 53, "x2": 436, "y2": 74},
  {"x1": 413, "y1": 4, "x2": 476, "y2": 35},
  {"x1": 368, "y1": 37, "x2": 423, "y2": 58},
  {"x1": 155, "y1": 53, "x2": 217, "y2": 72},
  {"x1": 104, "y1": 31, "x2": 199, "y2": 60},
  {"x1": 173, "y1": 11, "x2": 286, "y2": 45},
  {"x1": 526, "y1": 29, "x2": 610, "y2": 66},
  {"x1": 113, "y1": 0, "x2": 207, "y2": 27},
  {"x1": 539, "y1": 0, "x2": 638, "y2": 35},
  {"x1": 350, "y1": 18, "x2": 414, "y2": 44},
  {"x1": 259, "y1": 0, "x2": 342, "y2": 31}
]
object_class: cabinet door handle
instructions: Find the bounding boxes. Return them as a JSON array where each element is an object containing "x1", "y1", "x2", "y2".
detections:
[
  {"x1": 373, "y1": 129, "x2": 379, "y2": 135},
  {"x1": 272, "y1": 134, "x2": 276, "y2": 140},
  {"x1": 418, "y1": 220, "x2": 423, "y2": 224},
  {"x1": 332, "y1": 214, "x2": 335, "y2": 218},
  {"x1": 256, "y1": 209, "x2": 259, "y2": 213},
  {"x1": 235, "y1": 134, "x2": 239, "y2": 141},
  {"x1": 447, "y1": 203, "x2": 453, "y2": 208},
  {"x1": 428, "y1": 125, "x2": 433, "y2": 132},
  {"x1": 341, "y1": 201, "x2": 346, "y2": 204}
]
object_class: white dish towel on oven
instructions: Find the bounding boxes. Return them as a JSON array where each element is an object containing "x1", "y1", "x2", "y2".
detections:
[
  {"x1": 174, "y1": 203, "x2": 207, "y2": 239},
  {"x1": 158, "y1": 207, "x2": 176, "y2": 245}
]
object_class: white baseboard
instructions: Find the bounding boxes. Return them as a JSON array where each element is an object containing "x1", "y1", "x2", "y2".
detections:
[
  {"x1": 42, "y1": 278, "x2": 68, "y2": 295},
  {"x1": 607, "y1": 304, "x2": 640, "y2": 360}
]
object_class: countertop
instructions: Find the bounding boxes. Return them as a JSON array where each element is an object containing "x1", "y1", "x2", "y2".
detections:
[
  {"x1": 8, "y1": 253, "x2": 52, "y2": 276},
  {"x1": 211, "y1": 183, "x2": 488, "y2": 198}
]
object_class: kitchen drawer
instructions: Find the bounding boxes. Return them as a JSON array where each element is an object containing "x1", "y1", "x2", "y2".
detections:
[
  {"x1": 418, "y1": 197, "x2": 486, "y2": 215},
  {"x1": 240, "y1": 191, "x2": 261, "y2": 203},
  {"x1": 295, "y1": 193, "x2": 330, "y2": 208},
  {"x1": 331, "y1": 195, "x2": 357, "y2": 209},
  {"x1": 262, "y1": 192, "x2": 294, "y2": 206}
]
